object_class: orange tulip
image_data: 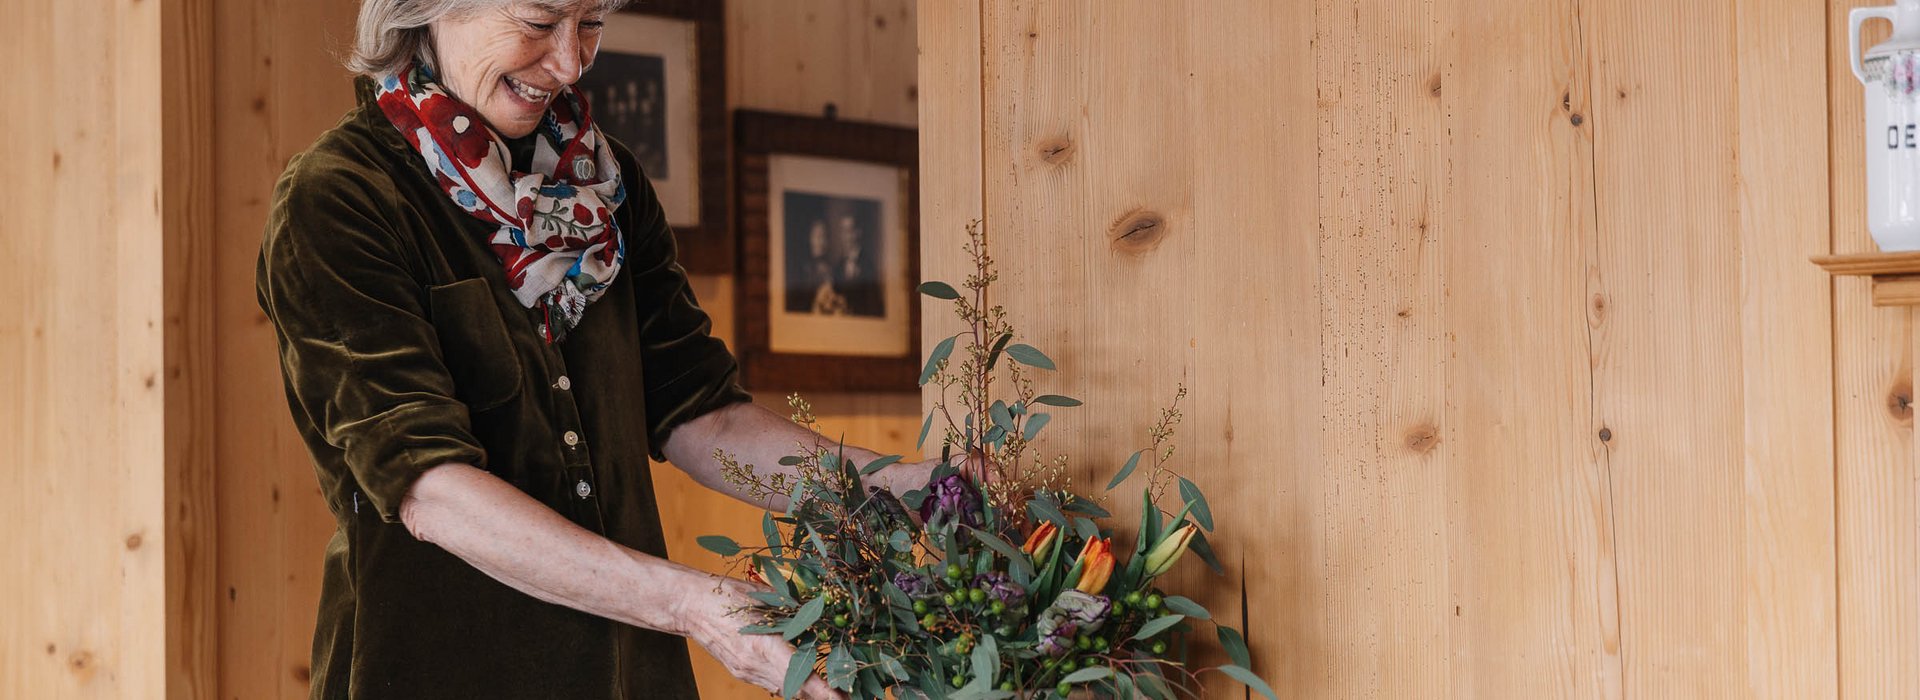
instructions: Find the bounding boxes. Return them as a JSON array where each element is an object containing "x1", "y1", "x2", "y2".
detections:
[
  {"x1": 1072, "y1": 537, "x2": 1116, "y2": 594},
  {"x1": 1022, "y1": 521, "x2": 1060, "y2": 561}
]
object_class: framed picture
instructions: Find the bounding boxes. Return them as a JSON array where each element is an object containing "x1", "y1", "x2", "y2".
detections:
[
  {"x1": 734, "y1": 110, "x2": 920, "y2": 393},
  {"x1": 575, "y1": 0, "x2": 730, "y2": 273}
]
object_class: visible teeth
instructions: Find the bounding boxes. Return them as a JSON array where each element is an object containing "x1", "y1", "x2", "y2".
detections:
[{"x1": 505, "y1": 77, "x2": 551, "y2": 103}]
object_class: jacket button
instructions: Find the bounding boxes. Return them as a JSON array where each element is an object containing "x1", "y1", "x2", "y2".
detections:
[
  {"x1": 555, "y1": 375, "x2": 571, "y2": 391},
  {"x1": 575, "y1": 479, "x2": 593, "y2": 499},
  {"x1": 563, "y1": 430, "x2": 580, "y2": 446}
]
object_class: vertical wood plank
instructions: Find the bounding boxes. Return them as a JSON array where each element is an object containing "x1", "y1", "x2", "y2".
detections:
[
  {"x1": 162, "y1": 0, "x2": 218, "y2": 695},
  {"x1": 1582, "y1": 0, "x2": 1748, "y2": 695},
  {"x1": 0, "y1": 0, "x2": 173, "y2": 696},
  {"x1": 212, "y1": 0, "x2": 359, "y2": 696},
  {"x1": 1442, "y1": 0, "x2": 1623, "y2": 695},
  {"x1": 1829, "y1": 2, "x2": 1920, "y2": 697},
  {"x1": 1183, "y1": 1, "x2": 1321, "y2": 694},
  {"x1": 1311, "y1": 0, "x2": 1452, "y2": 694},
  {"x1": 1735, "y1": 0, "x2": 1839, "y2": 697}
]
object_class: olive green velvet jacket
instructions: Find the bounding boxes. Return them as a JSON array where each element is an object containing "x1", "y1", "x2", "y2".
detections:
[{"x1": 257, "y1": 79, "x2": 748, "y2": 699}]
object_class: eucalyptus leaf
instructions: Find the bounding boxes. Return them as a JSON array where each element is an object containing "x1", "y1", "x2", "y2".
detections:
[
  {"x1": 920, "y1": 334, "x2": 958, "y2": 386},
  {"x1": 1219, "y1": 664, "x2": 1278, "y2": 700},
  {"x1": 1061, "y1": 666, "x2": 1114, "y2": 683},
  {"x1": 1134, "y1": 670, "x2": 1174, "y2": 700},
  {"x1": 989, "y1": 401, "x2": 1014, "y2": 432},
  {"x1": 778, "y1": 455, "x2": 804, "y2": 466},
  {"x1": 970, "y1": 634, "x2": 999, "y2": 686},
  {"x1": 984, "y1": 332, "x2": 1014, "y2": 371},
  {"x1": 862, "y1": 454, "x2": 904, "y2": 476},
  {"x1": 824, "y1": 644, "x2": 857, "y2": 691},
  {"x1": 1106, "y1": 450, "x2": 1145, "y2": 491},
  {"x1": 1026, "y1": 495, "x2": 1069, "y2": 529},
  {"x1": 1178, "y1": 477, "x2": 1216, "y2": 532},
  {"x1": 748, "y1": 591, "x2": 797, "y2": 608},
  {"x1": 1033, "y1": 394, "x2": 1082, "y2": 407},
  {"x1": 783, "y1": 597, "x2": 826, "y2": 641},
  {"x1": 879, "y1": 652, "x2": 910, "y2": 681},
  {"x1": 696, "y1": 535, "x2": 741, "y2": 557},
  {"x1": 1130, "y1": 614, "x2": 1186, "y2": 641},
  {"x1": 1023, "y1": 413, "x2": 1051, "y2": 441},
  {"x1": 890, "y1": 529, "x2": 913, "y2": 553},
  {"x1": 782, "y1": 644, "x2": 817, "y2": 699},
  {"x1": 762, "y1": 514, "x2": 785, "y2": 557},
  {"x1": 918, "y1": 281, "x2": 961, "y2": 299},
  {"x1": 1218, "y1": 626, "x2": 1252, "y2": 669},
  {"x1": 1004, "y1": 343, "x2": 1056, "y2": 370},
  {"x1": 917, "y1": 410, "x2": 935, "y2": 451},
  {"x1": 1072, "y1": 517, "x2": 1100, "y2": 544},
  {"x1": 1061, "y1": 498, "x2": 1111, "y2": 518},
  {"x1": 1162, "y1": 595, "x2": 1210, "y2": 620}
]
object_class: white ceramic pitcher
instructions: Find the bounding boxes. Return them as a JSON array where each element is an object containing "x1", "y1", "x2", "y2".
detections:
[{"x1": 1852, "y1": 0, "x2": 1920, "y2": 251}]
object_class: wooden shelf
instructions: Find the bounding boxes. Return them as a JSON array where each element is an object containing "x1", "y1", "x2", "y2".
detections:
[{"x1": 1813, "y1": 252, "x2": 1920, "y2": 306}]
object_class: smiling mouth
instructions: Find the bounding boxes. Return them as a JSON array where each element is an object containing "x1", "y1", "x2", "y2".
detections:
[{"x1": 503, "y1": 76, "x2": 554, "y2": 105}]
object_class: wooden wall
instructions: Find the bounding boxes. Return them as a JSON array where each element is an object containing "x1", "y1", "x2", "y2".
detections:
[
  {"x1": 916, "y1": 0, "x2": 1899, "y2": 697},
  {"x1": 1, "y1": 0, "x2": 215, "y2": 698},
  {"x1": 203, "y1": 1, "x2": 918, "y2": 698}
]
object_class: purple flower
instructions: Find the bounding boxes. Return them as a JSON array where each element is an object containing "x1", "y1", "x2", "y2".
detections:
[
  {"x1": 893, "y1": 571, "x2": 939, "y2": 599},
  {"x1": 918, "y1": 474, "x2": 983, "y2": 528},
  {"x1": 972, "y1": 572, "x2": 1027, "y2": 607},
  {"x1": 1034, "y1": 589, "x2": 1111, "y2": 658}
]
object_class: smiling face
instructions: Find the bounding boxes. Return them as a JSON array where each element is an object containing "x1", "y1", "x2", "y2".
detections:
[{"x1": 430, "y1": 1, "x2": 608, "y2": 138}]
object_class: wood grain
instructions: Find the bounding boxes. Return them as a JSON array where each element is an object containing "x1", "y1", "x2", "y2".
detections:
[
  {"x1": 1830, "y1": 2, "x2": 1920, "y2": 697},
  {"x1": 0, "y1": 0, "x2": 193, "y2": 696},
  {"x1": 1736, "y1": 0, "x2": 1839, "y2": 695}
]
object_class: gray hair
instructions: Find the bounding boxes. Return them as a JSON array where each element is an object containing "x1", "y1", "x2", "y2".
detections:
[{"x1": 347, "y1": 0, "x2": 630, "y2": 77}]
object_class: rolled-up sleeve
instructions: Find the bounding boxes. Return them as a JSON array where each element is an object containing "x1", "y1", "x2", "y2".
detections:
[
  {"x1": 620, "y1": 173, "x2": 752, "y2": 461},
  {"x1": 257, "y1": 156, "x2": 487, "y2": 523}
]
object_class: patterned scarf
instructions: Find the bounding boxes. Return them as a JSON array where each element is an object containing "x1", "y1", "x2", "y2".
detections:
[{"x1": 375, "y1": 63, "x2": 625, "y2": 343}]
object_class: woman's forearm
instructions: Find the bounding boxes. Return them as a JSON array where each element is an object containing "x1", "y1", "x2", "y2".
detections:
[
  {"x1": 661, "y1": 401, "x2": 891, "y2": 511},
  {"x1": 397, "y1": 462, "x2": 721, "y2": 636}
]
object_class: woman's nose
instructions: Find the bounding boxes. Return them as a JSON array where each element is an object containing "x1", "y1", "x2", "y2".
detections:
[{"x1": 542, "y1": 31, "x2": 585, "y2": 86}]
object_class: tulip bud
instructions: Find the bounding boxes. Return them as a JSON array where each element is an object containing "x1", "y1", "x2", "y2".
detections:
[
  {"x1": 1143, "y1": 523, "x2": 1198, "y2": 579},
  {"x1": 1073, "y1": 537, "x2": 1116, "y2": 594},
  {"x1": 1021, "y1": 521, "x2": 1060, "y2": 562}
]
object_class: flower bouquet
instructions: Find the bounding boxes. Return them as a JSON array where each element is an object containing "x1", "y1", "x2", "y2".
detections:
[{"x1": 702, "y1": 224, "x2": 1274, "y2": 699}]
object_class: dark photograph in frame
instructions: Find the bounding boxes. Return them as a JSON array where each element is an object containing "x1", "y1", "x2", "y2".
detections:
[
  {"x1": 578, "y1": 0, "x2": 729, "y2": 273},
  {"x1": 735, "y1": 110, "x2": 920, "y2": 394}
]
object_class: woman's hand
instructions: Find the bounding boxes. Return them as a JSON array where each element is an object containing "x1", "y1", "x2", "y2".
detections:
[{"x1": 679, "y1": 575, "x2": 844, "y2": 700}]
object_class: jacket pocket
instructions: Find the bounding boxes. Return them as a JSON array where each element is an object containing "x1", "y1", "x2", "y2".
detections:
[{"x1": 426, "y1": 277, "x2": 524, "y2": 412}]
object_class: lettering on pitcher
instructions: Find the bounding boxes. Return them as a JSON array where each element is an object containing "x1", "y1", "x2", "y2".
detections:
[{"x1": 1888, "y1": 124, "x2": 1920, "y2": 150}]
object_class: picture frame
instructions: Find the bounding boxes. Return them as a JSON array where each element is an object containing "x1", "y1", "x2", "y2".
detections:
[
  {"x1": 734, "y1": 110, "x2": 921, "y2": 393},
  {"x1": 576, "y1": 0, "x2": 730, "y2": 273}
]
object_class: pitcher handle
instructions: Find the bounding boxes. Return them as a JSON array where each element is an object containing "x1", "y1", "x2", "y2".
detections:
[{"x1": 1854, "y1": 7, "x2": 1898, "y2": 84}]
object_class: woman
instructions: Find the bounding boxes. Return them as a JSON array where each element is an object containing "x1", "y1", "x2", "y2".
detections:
[{"x1": 255, "y1": 1, "x2": 931, "y2": 697}]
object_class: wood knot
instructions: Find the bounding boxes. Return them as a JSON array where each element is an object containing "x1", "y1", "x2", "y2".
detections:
[
  {"x1": 1428, "y1": 74, "x2": 1442, "y2": 97},
  {"x1": 1598, "y1": 427, "x2": 1613, "y2": 442},
  {"x1": 292, "y1": 664, "x2": 311, "y2": 683},
  {"x1": 1889, "y1": 381, "x2": 1913, "y2": 422},
  {"x1": 124, "y1": 533, "x2": 143, "y2": 551},
  {"x1": 46, "y1": 643, "x2": 56, "y2": 655},
  {"x1": 1109, "y1": 209, "x2": 1168, "y2": 253},
  {"x1": 1037, "y1": 137, "x2": 1075, "y2": 165},
  {"x1": 1562, "y1": 91, "x2": 1572, "y2": 111},
  {"x1": 51, "y1": 150, "x2": 60, "y2": 170},
  {"x1": 1405, "y1": 426, "x2": 1440, "y2": 454},
  {"x1": 1589, "y1": 293, "x2": 1608, "y2": 326},
  {"x1": 251, "y1": 96, "x2": 266, "y2": 114},
  {"x1": 873, "y1": 14, "x2": 887, "y2": 29},
  {"x1": 67, "y1": 650, "x2": 95, "y2": 680},
  {"x1": 1570, "y1": 113, "x2": 1585, "y2": 126}
]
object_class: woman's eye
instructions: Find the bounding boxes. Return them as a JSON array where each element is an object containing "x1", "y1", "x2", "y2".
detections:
[
  {"x1": 526, "y1": 21, "x2": 556, "y2": 31},
  {"x1": 582, "y1": 21, "x2": 604, "y2": 30}
]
